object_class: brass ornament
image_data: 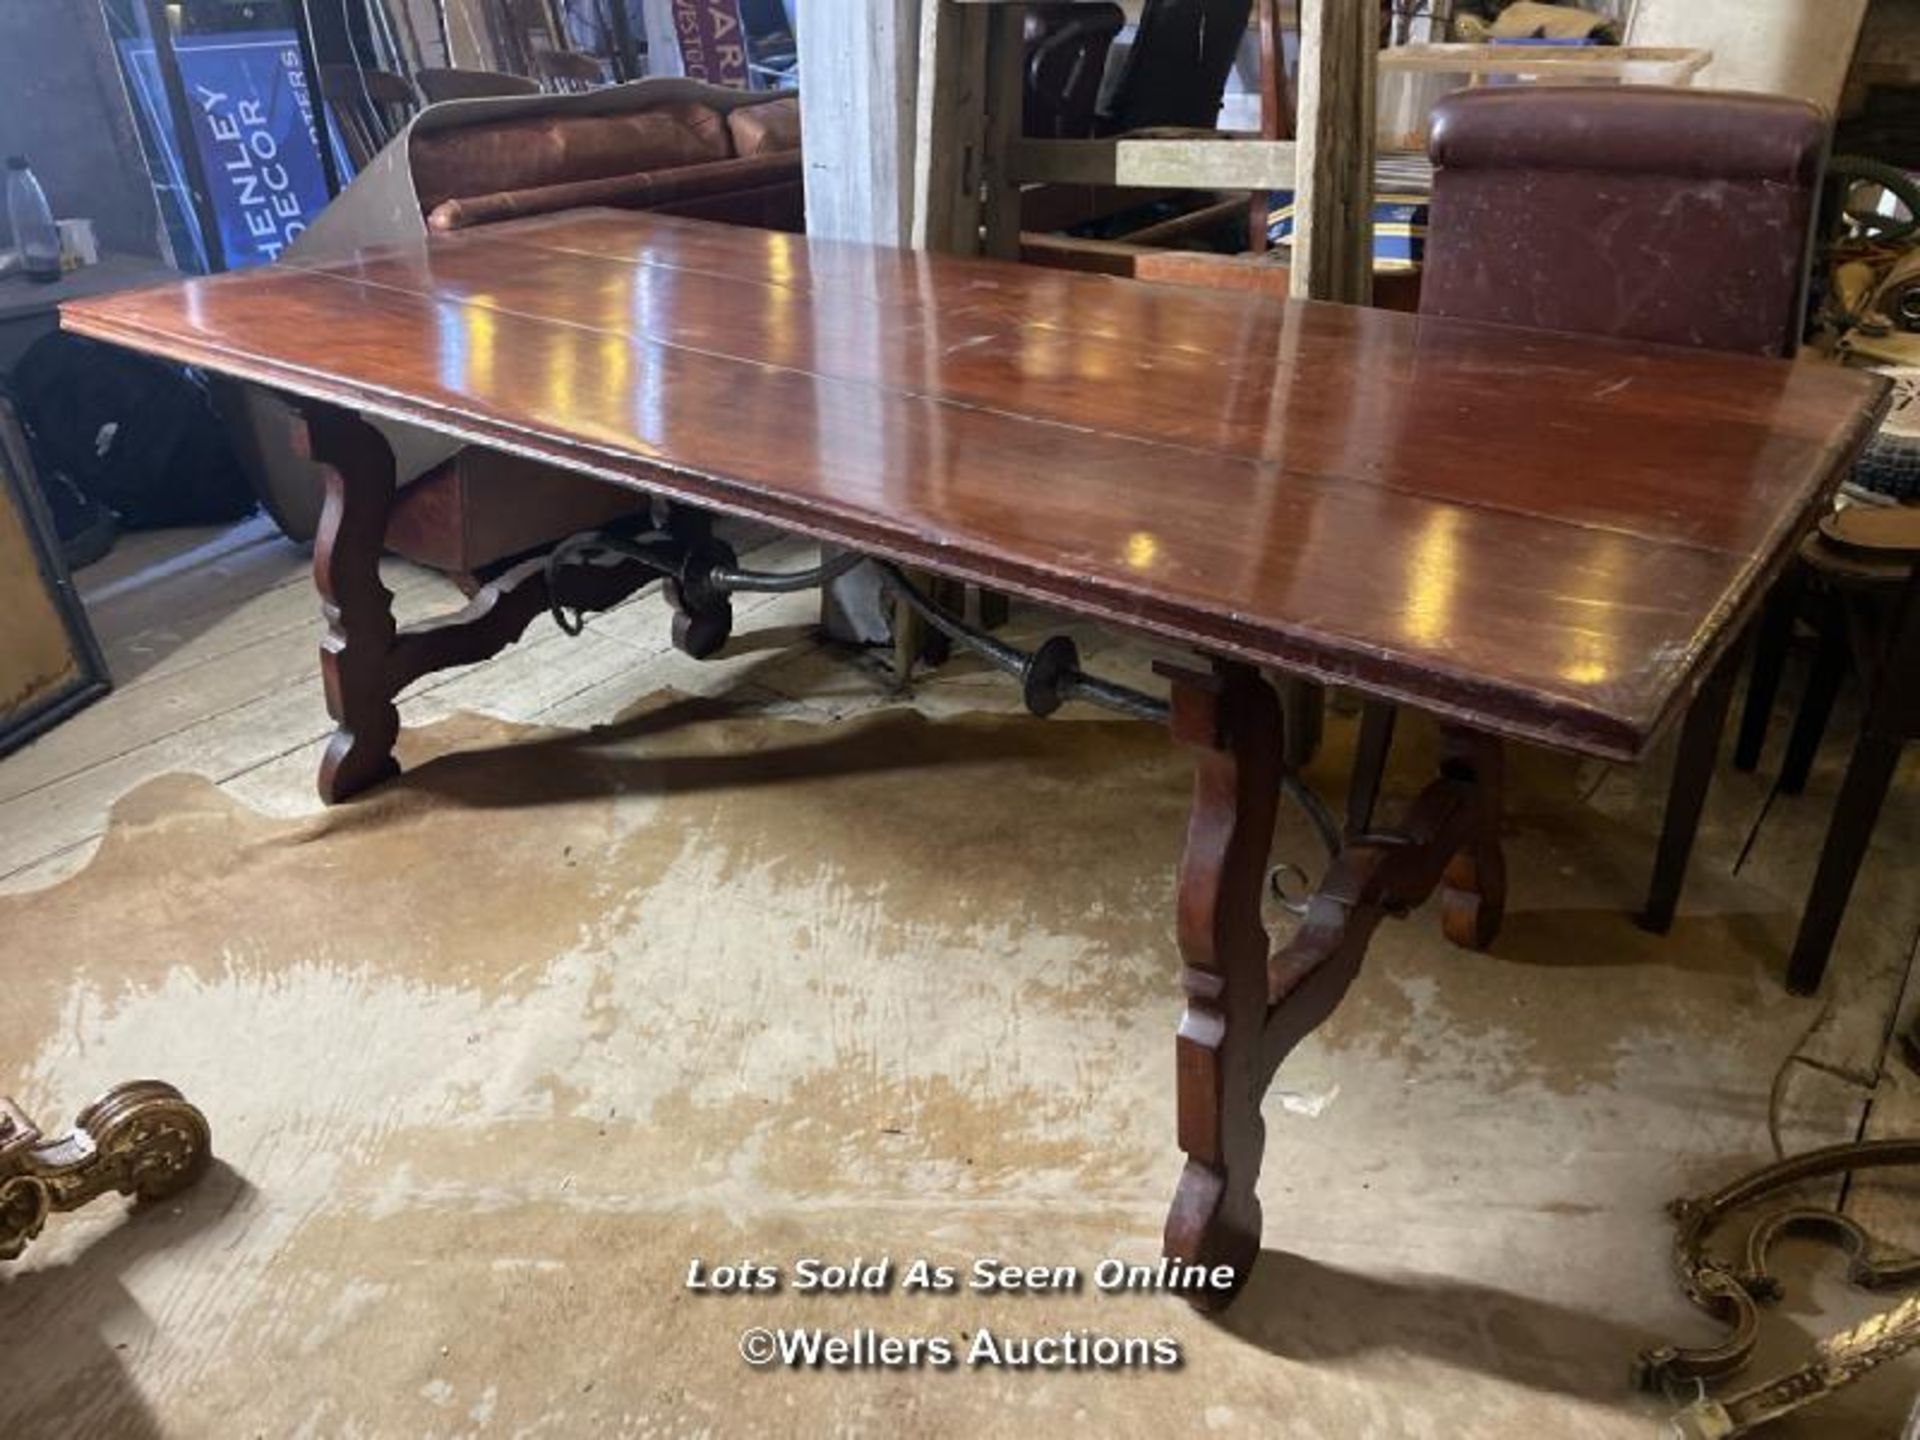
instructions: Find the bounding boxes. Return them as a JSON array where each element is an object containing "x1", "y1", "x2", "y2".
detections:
[
  {"x1": 0, "y1": 1080, "x2": 211, "y2": 1261},
  {"x1": 1637, "y1": 1137, "x2": 1920, "y2": 1390},
  {"x1": 1666, "y1": 1294, "x2": 1920, "y2": 1440}
]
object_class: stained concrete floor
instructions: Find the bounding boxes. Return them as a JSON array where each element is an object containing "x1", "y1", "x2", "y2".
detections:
[{"x1": 2, "y1": 520, "x2": 1917, "y2": 1438}]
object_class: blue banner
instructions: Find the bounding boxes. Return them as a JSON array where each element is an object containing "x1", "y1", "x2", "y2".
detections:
[{"x1": 120, "y1": 30, "x2": 335, "y2": 270}]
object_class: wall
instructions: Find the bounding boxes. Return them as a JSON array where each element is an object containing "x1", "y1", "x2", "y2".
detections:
[
  {"x1": 1628, "y1": 0, "x2": 1872, "y2": 111},
  {"x1": 0, "y1": 2, "x2": 163, "y2": 257}
]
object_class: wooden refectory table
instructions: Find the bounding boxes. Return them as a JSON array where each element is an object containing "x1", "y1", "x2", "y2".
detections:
[{"x1": 63, "y1": 211, "x2": 1888, "y2": 1302}]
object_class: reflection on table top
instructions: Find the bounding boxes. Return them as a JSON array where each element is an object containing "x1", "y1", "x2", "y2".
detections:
[{"x1": 63, "y1": 210, "x2": 1890, "y2": 759}]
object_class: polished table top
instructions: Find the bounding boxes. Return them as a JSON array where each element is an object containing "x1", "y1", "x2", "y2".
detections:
[{"x1": 64, "y1": 210, "x2": 1888, "y2": 760}]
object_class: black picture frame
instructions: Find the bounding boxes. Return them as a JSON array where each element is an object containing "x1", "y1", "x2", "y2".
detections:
[{"x1": 0, "y1": 394, "x2": 111, "y2": 757}]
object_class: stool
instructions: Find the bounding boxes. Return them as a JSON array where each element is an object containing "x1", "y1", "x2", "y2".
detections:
[{"x1": 1735, "y1": 507, "x2": 1920, "y2": 992}]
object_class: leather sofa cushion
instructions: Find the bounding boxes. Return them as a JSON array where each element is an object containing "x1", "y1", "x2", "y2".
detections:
[
  {"x1": 427, "y1": 151, "x2": 803, "y2": 231},
  {"x1": 411, "y1": 101, "x2": 733, "y2": 214},
  {"x1": 726, "y1": 96, "x2": 800, "y2": 158}
]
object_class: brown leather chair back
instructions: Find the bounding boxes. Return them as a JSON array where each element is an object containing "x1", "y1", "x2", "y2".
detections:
[
  {"x1": 408, "y1": 101, "x2": 733, "y2": 216},
  {"x1": 405, "y1": 95, "x2": 804, "y2": 236},
  {"x1": 1423, "y1": 87, "x2": 1829, "y2": 357},
  {"x1": 726, "y1": 95, "x2": 799, "y2": 158}
]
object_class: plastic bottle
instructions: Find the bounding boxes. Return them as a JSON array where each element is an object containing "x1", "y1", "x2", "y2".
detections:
[{"x1": 6, "y1": 156, "x2": 62, "y2": 283}]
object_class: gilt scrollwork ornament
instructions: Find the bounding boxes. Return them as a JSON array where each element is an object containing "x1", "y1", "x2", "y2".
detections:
[
  {"x1": 0, "y1": 1080, "x2": 211, "y2": 1261},
  {"x1": 1664, "y1": 1294, "x2": 1920, "y2": 1439},
  {"x1": 1637, "y1": 1137, "x2": 1920, "y2": 1392}
]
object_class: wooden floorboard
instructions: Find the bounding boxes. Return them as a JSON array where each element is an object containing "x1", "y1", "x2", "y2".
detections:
[
  {"x1": 80, "y1": 516, "x2": 312, "y2": 680},
  {"x1": 1, "y1": 560, "x2": 452, "y2": 806},
  {"x1": 0, "y1": 526, "x2": 830, "y2": 887}
]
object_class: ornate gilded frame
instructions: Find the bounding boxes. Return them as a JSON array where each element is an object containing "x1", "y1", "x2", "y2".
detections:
[{"x1": 0, "y1": 392, "x2": 109, "y2": 757}]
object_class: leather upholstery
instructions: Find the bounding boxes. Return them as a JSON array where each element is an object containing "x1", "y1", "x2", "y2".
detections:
[
  {"x1": 1423, "y1": 87, "x2": 1829, "y2": 356},
  {"x1": 410, "y1": 101, "x2": 733, "y2": 215},
  {"x1": 726, "y1": 96, "x2": 800, "y2": 158},
  {"x1": 427, "y1": 151, "x2": 802, "y2": 231}
]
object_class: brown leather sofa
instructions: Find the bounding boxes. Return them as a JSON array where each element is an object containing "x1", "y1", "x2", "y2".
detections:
[
  {"x1": 233, "y1": 83, "x2": 800, "y2": 577},
  {"x1": 414, "y1": 94, "x2": 801, "y2": 236}
]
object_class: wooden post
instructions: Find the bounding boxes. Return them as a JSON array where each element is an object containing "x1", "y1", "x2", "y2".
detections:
[
  {"x1": 1290, "y1": 0, "x2": 1376, "y2": 303},
  {"x1": 979, "y1": 5, "x2": 1026, "y2": 259},
  {"x1": 1247, "y1": 0, "x2": 1292, "y2": 253},
  {"x1": 796, "y1": 1, "x2": 930, "y2": 643},
  {"x1": 912, "y1": 1, "x2": 1024, "y2": 258},
  {"x1": 912, "y1": 0, "x2": 986, "y2": 252},
  {"x1": 795, "y1": 0, "x2": 924, "y2": 245},
  {"x1": 1280, "y1": 0, "x2": 1375, "y2": 757}
]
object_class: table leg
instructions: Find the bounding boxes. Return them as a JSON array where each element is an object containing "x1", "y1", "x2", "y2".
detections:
[
  {"x1": 1735, "y1": 569, "x2": 1802, "y2": 772},
  {"x1": 1278, "y1": 675, "x2": 1324, "y2": 769},
  {"x1": 1162, "y1": 660, "x2": 1283, "y2": 1299},
  {"x1": 1779, "y1": 602, "x2": 1849, "y2": 796},
  {"x1": 1787, "y1": 730, "x2": 1904, "y2": 996},
  {"x1": 1160, "y1": 660, "x2": 1504, "y2": 1308},
  {"x1": 296, "y1": 406, "x2": 684, "y2": 804},
  {"x1": 299, "y1": 405, "x2": 402, "y2": 804},
  {"x1": 1439, "y1": 726, "x2": 1507, "y2": 951}
]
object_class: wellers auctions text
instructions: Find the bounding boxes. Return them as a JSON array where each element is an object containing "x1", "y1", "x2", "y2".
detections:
[{"x1": 753, "y1": 1326, "x2": 1183, "y2": 1370}]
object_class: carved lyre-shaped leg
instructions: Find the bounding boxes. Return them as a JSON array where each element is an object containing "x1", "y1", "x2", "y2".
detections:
[
  {"x1": 1159, "y1": 659, "x2": 1282, "y2": 1302},
  {"x1": 295, "y1": 405, "x2": 401, "y2": 803},
  {"x1": 1159, "y1": 659, "x2": 1507, "y2": 1309}
]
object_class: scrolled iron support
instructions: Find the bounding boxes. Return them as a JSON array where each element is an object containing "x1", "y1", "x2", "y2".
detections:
[
  {"x1": 542, "y1": 528, "x2": 863, "y2": 656},
  {"x1": 877, "y1": 564, "x2": 1344, "y2": 863},
  {"x1": 711, "y1": 550, "x2": 866, "y2": 595},
  {"x1": 532, "y1": 533, "x2": 1344, "y2": 865},
  {"x1": 543, "y1": 528, "x2": 686, "y2": 636},
  {"x1": 878, "y1": 564, "x2": 1170, "y2": 723}
]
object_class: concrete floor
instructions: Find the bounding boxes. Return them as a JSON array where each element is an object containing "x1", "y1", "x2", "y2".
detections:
[{"x1": 1, "y1": 519, "x2": 1917, "y2": 1437}]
